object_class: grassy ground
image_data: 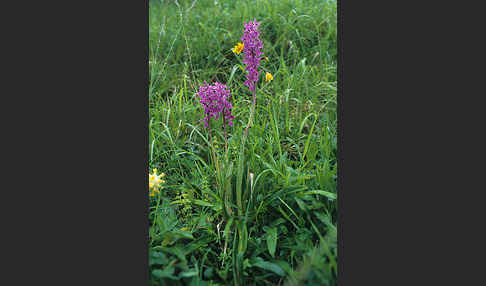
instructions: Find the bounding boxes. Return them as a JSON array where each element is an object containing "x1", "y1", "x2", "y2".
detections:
[{"x1": 149, "y1": 0, "x2": 337, "y2": 285}]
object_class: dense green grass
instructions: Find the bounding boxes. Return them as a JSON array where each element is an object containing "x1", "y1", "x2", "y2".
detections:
[{"x1": 149, "y1": 0, "x2": 337, "y2": 285}]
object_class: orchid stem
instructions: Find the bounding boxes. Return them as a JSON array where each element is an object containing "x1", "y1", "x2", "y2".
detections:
[{"x1": 244, "y1": 88, "x2": 257, "y2": 137}]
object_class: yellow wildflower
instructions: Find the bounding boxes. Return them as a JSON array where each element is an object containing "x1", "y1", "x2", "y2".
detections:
[
  {"x1": 232, "y1": 42, "x2": 244, "y2": 54},
  {"x1": 149, "y1": 168, "x2": 165, "y2": 196},
  {"x1": 265, "y1": 72, "x2": 273, "y2": 82},
  {"x1": 264, "y1": 56, "x2": 269, "y2": 62},
  {"x1": 149, "y1": 189, "x2": 160, "y2": 197}
]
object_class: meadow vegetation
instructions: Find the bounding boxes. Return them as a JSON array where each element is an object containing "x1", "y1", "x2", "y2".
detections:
[{"x1": 149, "y1": 0, "x2": 337, "y2": 285}]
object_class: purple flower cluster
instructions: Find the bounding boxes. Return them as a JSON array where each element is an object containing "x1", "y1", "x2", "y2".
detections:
[
  {"x1": 241, "y1": 20, "x2": 263, "y2": 92},
  {"x1": 198, "y1": 82, "x2": 234, "y2": 128}
]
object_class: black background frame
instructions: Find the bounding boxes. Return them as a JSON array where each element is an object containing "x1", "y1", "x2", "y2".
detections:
[{"x1": 1, "y1": 0, "x2": 480, "y2": 285}]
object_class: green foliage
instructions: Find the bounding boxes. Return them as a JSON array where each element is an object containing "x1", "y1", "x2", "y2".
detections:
[{"x1": 149, "y1": 0, "x2": 337, "y2": 285}]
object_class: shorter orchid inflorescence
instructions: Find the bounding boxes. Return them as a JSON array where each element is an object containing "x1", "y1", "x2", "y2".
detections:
[{"x1": 197, "y1": 82, "x2": 234, "y2": 128}]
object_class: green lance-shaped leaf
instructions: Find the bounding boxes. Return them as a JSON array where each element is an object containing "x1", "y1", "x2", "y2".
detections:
[{"x1": 266, "y1": 227, "x2": 278, "y2": 258}]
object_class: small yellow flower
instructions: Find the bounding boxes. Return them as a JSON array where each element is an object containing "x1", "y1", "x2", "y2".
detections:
[
  {"x1": 232, "y1": 42, "x2": 244, "y2": 54},
  {"x1": 265, "y1": 72, "x2": 273, "y2": 82},
  {"x1": 149, "y1": 189, "x2": 160, "y2": 197},
  {"x1": 149, "y1": 168, "x2": 165, "y2": 196},
  {"x1": 264, "y1": 56, "x2": 269, "y2": 62}
]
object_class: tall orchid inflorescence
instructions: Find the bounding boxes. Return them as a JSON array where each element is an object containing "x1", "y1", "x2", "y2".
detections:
[
  {"x1": 198, "y1": 81, "x2": 234, "y2": 128},
  {"x1": 241, "y1": 20, "x2": 263, "y2": 92}
]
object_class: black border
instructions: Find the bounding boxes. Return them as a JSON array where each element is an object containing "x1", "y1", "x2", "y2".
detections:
[{"x1": 9, "y1": 1, "x2": 151, "y2": 284}]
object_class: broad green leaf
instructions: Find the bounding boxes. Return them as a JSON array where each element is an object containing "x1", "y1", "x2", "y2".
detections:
[
  {"x1": 149, "y1": 251, "x2": 168, "y2": 266},
  {"x1": 203, "y1": 267, "x2": 213, "y2": 279},
  {"x1": 294, "y1": 197, "x2": 307, "y2": 211},
  {"x1": 152, "y1": 265, "x2": 177, "y2": 280},
  {"x1": 192, "y1": 199, "x2": 213, "y2": 207},
  {"x1": 272, "y1": 260, "x2": 291, "y2": 274},
  {"x1": 302, "y1": 190, "x2": 337, "y2": 200},
  {"x1": 179, "y1": 269, "x2": 198, "y2": 278},
  {"x1": 251, "y1": 257, "x2": 285, "y2": 276},
  {"x1": 238, "y1": 224, "x2": 248, "y2": 254},
  {"x1": 267, "y1": 227, "x2": 278, "y2": 258},
  {"x1": 172, "y1": 230, "x2": 194, "y2": 240},
  {"x1": 223, "y1": 217, "x2": 233, "y2": 240}
]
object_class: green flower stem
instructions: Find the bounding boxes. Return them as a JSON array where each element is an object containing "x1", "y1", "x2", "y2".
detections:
[
  {"x1": 149, "y1": 192, "x2": 162, "y2": 246},
  {"x1": 207, "y1": 121, "x2": 222, "y2": 190},
  {"x1": 223, "y1": 109, "x2": 228, "y2": 154},
  {"x1": 236, "y1": 88, "x2": 257, "y2": 216}
]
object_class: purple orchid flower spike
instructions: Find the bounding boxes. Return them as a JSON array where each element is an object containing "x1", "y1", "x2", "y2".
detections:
[
  {"x1": 197, "y1": 81, "x2": 234, "y2": 128},
  {"x1": 241, "y1": 20, "x2": 263, "y2": 92}
]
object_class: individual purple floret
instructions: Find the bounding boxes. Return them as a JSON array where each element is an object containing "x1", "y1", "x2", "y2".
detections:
[
  {"x1": 198, "y1": 82, "x2": 234, "y2": 128},
  {"x1": 241, "y1": 20, "x2": 263, "y2": 92}
]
